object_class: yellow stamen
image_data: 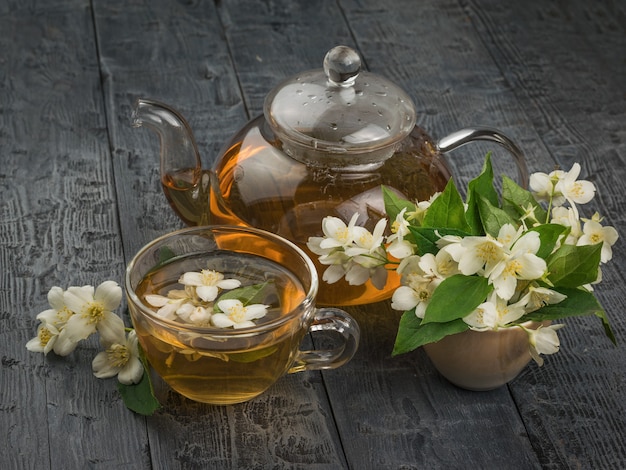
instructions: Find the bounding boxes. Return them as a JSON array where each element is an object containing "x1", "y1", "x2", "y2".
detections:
[
  {"x1": 83, "y1": 302, "x2": 105, "y2": 324},
  {"x1": 106, "y1": 344, "x2": 130, "y2": 368},
  {"x1": 38, "y1": 327, "x2": 52, "y2": 346},
  {"x1": 227, "y1": 304, "x2": 247, "y2": 323},
  {"x1": 200, "y1": 270, "x2": 221, "y2": 285}
]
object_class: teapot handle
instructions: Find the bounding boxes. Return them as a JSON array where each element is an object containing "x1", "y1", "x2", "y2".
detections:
[{"x1": 436, "y1": 127, "x2": 529, "y2": 188}]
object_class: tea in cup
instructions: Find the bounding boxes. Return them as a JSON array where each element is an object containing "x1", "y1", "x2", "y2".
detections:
[{"x1": 125, "y1": 226, "x2": 360, "y2": 405}]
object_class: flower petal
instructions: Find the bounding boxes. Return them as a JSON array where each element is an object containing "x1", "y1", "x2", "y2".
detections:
[
  {"x1": 118, "y1": 357, "x2": 144, "y2": 385},
  {"x1": 211, "y1": 313, "x2": 235, "y2": 328},
  {"x1": 96, "y1": 313, "x2": 126, "y2": 346},
  {"x1": 92, "y1": 351, "x2": 119, "y2": 379},
  {"x1": 94, "y1": 281, "x2": 122, "y2": 310}
]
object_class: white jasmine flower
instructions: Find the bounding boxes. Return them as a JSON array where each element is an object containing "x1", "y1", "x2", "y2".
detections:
[
  {"x1": 446, "y1": 232, "x2": 506, "y2": 277},
  {"x1": 406, "y1": 192, "x2": 441, "y2": 224},
  {"x1": 145, "y1": 286, "x2": 198, "y2": 321},
  {"x1": 317, "y1": 250, "x2": 353, "y2": 284},
  {"x1": 577, "y1": 213, "x2": 619, "y2": 263},
  {"x1": 26, "y1": 321, "x2": 61, "y2": 355},
  {"x1": 525, "y1": 324, "x2": 565, "y2": 366},
  {"x1": 26, "y1": 286, "x2": 76, "y2": 356},
  {"x1": 345, "y1": 261, "x2": 388, "y2": 289},
  {"x1": 550, "y1": 206, "x2": 582, "y2": 245},
  {"x1": 557, "y1": 163, "x2": 595, "y2": 206},
  {"x1": 334, "y1": 219, "x2": 390, "y2": 289},
  {"x1": 176, "y1": 303, "x2": 213, "y2": 326},
  {"x1": 391, "y1": 256, "x2": 440, "y2": 317},
  {"x1": 56, "y1": 281, "x2": 124, "y2": 355},
  {"x1": 92, "y1": 329, "x2": 143, "y2": 385},
  {"x1": 530, "y1": 163, "x2": 595, "y2": 214},
  {"x1": 530, "y1": 169, "x2": 565, "y2": 206},
  {"x1": 211, "y1": 299, "x2": 268, "y2": 329},
  {"x1": 346, "y1": 219, "x2": 389, "y2": 267},
  {"x1": 318, "y1": 213, "x2": 360, "y2": 250},
  {"x1": 488, "y1": 231, "x2": 547, "y2": 301},
  {"x1": 179, "y1": 269, "x2": 241, "y2": 302},
  {"x1": 523, "y1": 285, "x2": 568, "y2": 312},
  {"x1": 463, "y1": 292, "x2": 527, "y2": 330},
  {"x1": 386, "y1": 209, "x2": 415, "y2": 259},
  {"x1": 419, "y1": 250, "x2": 459, "y2": 280}
]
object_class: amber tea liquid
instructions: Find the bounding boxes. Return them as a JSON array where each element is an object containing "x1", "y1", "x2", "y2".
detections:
[
  {"x1": 162, "y1": 122, "x2": 449, "y2": 306},
  {"x1": 132, "y1": 251, "x2": 307, "y2": 405}
]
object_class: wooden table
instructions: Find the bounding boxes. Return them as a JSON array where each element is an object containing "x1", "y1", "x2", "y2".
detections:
[{"x1": 2, "y1": 0, "x2": 625, "y2": 468}]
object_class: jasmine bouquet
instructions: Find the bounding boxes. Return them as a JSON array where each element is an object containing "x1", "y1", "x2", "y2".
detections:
[{"x1": 307, "y1": 154, "x2": 618, "y2": 365}]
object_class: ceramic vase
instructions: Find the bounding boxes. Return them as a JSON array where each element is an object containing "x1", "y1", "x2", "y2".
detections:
[{"x1": 422, "y1": 322, "x2": 546, "y2": 391}]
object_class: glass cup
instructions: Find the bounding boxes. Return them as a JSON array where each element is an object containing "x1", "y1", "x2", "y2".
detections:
[{"x1": 125, "y1": 225, "x2": 360, "y2": 405}]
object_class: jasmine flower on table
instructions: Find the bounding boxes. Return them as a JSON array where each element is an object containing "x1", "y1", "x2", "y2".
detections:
[
  {"x1": 26, "y1": 286, "x2": 72, "y2": 355},
  {"x1": 92, "y1": 329, "x2": 143, "y2": 385},
  {"x1": 57, "y1": 281, "x2": 124, "y2": 354}
]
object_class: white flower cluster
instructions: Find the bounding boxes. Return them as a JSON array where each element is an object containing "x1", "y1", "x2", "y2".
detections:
[
  {"x1": 145, "y1": 269, "x2": 269, "y2": 329},
  {"x1": 530, "y1": 163, "x2": 618, "y2": 263},
  {"x1": 308, "y1": 162, "x2": 618, "y2": 365},
  {"x1": 26, "y1": 281, "x2": 143, "y2": 385}
]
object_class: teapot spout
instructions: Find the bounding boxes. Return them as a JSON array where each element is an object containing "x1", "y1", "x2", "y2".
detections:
[{"x1": 132, "y1": 99, "x2": 211, "y2": 226}]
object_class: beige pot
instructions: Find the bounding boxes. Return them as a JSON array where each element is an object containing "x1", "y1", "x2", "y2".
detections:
[{"x1": 422, "y1": 322, "x2": 546, "y2": 391}]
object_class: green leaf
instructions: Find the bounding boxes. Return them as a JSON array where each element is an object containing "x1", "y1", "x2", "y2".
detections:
[
  {"x1": 422, "y1": 275, "x2": 492, "y2": 324},
  {"x1": 465, "y1": 152, "x2": 498, "y2": 235},
  {"x1": 501, "y1": 175, "x2": 547, "y2": 223},
  {"x1": 547, "y1": 244, "x2": 601, "y2": 288},
  {"x1": 528, "y1": 224, "x2": 569, "y2": 259},
  {"x1": 214, "y1": 282, "x2": 270, "y2": 312},
  {"x1": 477, "y1": 195, "x2": 518, "y2": 238},
  {"x1": 392, "y1": 311, "x2": 468, "y2": 356},
  {"x1": 230, "y1": 345, "x2": 279, "y2": 363},
  {"x1": 158, "y1": 246, "x2": 177, "y2": 264},
  {"x1": 408, "y1": 226, "x2": 470, "y2": 256},
  {"x1": 382, "y1": 185, "x2": 416, "y2": 223},
  {"x1": 422, "y1": 178, "x2": 471, "y2": 232},
  {"x1": 117, "y1": 346, "x2": 160, "y2": 416},
  {"x1": 522, "y1": 287, "x2": 616, "y2": 345}
]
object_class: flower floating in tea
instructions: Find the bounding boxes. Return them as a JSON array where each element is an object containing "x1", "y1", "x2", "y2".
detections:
[
  {"x1": 144, "y1": 268, "x2": 269, "y2": 328},
  {"x1": 308, "y1": 154, "x2": 619, "y2": 365}
]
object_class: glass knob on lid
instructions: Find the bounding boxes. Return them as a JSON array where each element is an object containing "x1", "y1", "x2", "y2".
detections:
[{"x1": 263, "y1": 45, "x2": 417, "y2": 168}]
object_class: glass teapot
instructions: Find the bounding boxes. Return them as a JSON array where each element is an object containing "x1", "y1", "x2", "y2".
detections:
[{"x1": 132, "y1": 46, "x2": 528, "y2": 306}]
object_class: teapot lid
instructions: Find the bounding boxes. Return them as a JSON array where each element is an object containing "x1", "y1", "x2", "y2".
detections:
[{"x1": 263, "y1": 46, "x2": 416, "y2": 166}]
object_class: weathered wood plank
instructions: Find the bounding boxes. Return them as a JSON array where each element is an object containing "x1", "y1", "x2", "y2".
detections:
[
  {"x1": 94, "y1": 0, "x2": 348, "y2": 467},
  {"x1": 463, "y1": 0, "x2": 626, "y2": 468},
  {"x1": 0, "y1": 0, "x2": 148, "y2": 468}
]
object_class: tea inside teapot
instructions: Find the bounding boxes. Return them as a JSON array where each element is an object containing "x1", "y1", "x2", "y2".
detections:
[{"x1": 133, "y1": 46, "x2": 527, "y2": 306}]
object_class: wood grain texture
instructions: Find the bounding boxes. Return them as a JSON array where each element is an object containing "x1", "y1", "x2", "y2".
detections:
[
  {"x1": 462, "y1": 1, "x2": 626, "y2": 468},
  {"x1": 0, "y1": 1, "x2": 148, "y2": 468},
  {"x1": 2, "y1": 0, "x2": 625, "y2": 468}
]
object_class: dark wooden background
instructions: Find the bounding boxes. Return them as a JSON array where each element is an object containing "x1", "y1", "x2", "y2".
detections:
[{"x1": 1, "y1": 0, "x2": 625, "y2": 468}]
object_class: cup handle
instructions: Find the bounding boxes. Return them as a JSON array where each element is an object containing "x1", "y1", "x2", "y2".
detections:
[
  {"x1": 288, "y1": 308, "x2": 360, "y2": 373},
  {"x1": 436, "y1": 127, "x2": 529, "y2": 188}
]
